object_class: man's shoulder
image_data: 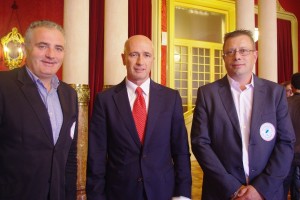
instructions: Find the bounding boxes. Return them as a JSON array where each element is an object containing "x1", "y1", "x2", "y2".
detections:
[
  {"x1": 198, "y1": 78, "x2": 225, "y2": 93},
  {"x1": 255, "y1": 76, "x2": 281, "y2": 88},
  {"x1": 0, "y1": 67, "x2": 21, "y2": 76},
  {"x1": 94, "y1": 81, "x2": 126, "y2": 99},
  {"x1": 58, "y1": 81, "x2": 78, "y2": 97},
  {"x1": 150, "y1": 81, "x2": 176, "y2": 92},
  {"x1": 0, "y1": 67, "x2": 23, "y2": 85},
  {"x1": 288, "y1": 94, "x2": 300, "y2": 104}
]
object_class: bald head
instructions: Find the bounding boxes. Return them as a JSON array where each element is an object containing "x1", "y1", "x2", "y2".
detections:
[
  {"x1": 124, "y1": 35, "x2": 154, "y2": 55},
  {"x1": 122, "y1": 35, "x2": 154, "y2": 86}
]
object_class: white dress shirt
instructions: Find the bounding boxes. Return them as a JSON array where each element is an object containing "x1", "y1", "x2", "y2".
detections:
[{"x1": 228, "y1": 75, "x2": 254, "y2": 181}]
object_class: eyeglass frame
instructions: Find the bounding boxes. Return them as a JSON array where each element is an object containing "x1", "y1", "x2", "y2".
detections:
[{"x1": 223, "y1": 49, "x2": 256, "y2": 57}]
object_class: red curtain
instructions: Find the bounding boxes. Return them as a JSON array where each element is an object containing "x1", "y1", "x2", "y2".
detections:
[
  {"x1": 277, "y1": 18, "x2": 293, "y2": 83},
  {"x1": 88, "y1": 0, "x2": 105, "y2": 117},
  {"x1": 255, "y1": 16, "x2": 293, "y2": 83},
  {"x1": 128, "y1": 0, "x2": 152, "y2": 38}
]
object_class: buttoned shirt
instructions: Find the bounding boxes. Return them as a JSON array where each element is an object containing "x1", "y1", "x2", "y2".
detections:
[
  {"x1": 228, "y1": 75, "x2": 254, "y2": 180},
  {"x1": 26, "y1": 67, "x2": 63, "y2": 144}
]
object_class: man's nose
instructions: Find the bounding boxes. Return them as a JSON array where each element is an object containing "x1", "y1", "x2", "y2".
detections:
[
  {"x1": 45, "y1": 48, "x2": 54, "y2": 58},
  {"x1": 233, "y1": 50, "x2": 242, "y2": 60},
  {"x1": 136, "y1": 55, "x2": 144, "y2": 64}
]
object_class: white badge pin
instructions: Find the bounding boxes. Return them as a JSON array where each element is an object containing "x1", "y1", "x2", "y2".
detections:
[
  {"x1": 70, "y1": 122, "x2": 76, "y2": 139},
  {"x1": 260, "y1": 122, "x2": 275, "y2": 141}
]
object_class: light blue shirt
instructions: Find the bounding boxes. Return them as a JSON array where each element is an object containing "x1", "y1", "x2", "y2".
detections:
[{"x1": 26, "y1": 67, "x2": 63, "y2": 145}]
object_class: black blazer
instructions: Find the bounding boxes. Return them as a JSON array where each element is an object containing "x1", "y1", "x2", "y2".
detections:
[
  {"x1": 0, "y1": 66, "x2": 78, "y2": 200},
  {"x1": 288, "y1": 93, "x2": 300, "y2": 160}
]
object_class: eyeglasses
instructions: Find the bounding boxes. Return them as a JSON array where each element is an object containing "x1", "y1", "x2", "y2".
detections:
[{"x1": 223, "y1": 49, "x2": 256, "y2": 57}]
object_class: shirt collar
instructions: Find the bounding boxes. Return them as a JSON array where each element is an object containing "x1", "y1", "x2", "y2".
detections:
[
  {"x1": 227, "y1": 74, "x2": 254, "y2": 91},
  {"x1": 25, "y1": 66, "x2": 60, "y2": 90},
  {"x1": 126, "y1": 78, "x2": 150, "y2": 96}
]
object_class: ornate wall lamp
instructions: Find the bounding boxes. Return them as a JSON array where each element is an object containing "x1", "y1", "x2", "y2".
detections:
[
  {"x1": 0, "y1": 1, "x2": 25, "y2": 70},
  {"x1": 1, "y1": 28, "x2": 24, "y2": 70}
]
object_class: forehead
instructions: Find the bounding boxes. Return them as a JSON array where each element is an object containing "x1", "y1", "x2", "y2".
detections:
[
  {"x1": 31, "y1": 27, "x2": 65, "y2": 45},
  {"x1": 126, "y1": 37, "x2": 153, "y2": 53},
  {"x1": 224, "y1": 35, "x2": 253, "y2": 49}
]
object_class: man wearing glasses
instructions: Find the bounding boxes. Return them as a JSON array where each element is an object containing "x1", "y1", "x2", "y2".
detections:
[{"x1": 191, "y1": 29, "x2": 295, "y2": 200}]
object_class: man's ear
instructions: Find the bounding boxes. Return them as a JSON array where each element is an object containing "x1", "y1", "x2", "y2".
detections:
[{"x1": 121, "y1": 53, "x2": 126, "y2": 65}]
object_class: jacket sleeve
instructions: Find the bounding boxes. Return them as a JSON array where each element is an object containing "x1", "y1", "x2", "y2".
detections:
[
  {"x1": 86, "y1": 94, "x2": 107, "y2": 200},
  {"x1": 251, "y1": 86, "x2": 295, "y2": 199},
  {"x1": 65, "y1": 94, "x2": 78, "y2": 200},
  {"x1": 171, "y1": 91, "x2": 192, "y2": 198}
]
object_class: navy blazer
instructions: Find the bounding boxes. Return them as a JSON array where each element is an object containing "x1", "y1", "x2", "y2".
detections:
[
  {"x1": 191, "y1": 75, "x2": 295, "y2": 200},
  {"x1": 0, "y1": 67, "x2": 78, "y2": 200},
  {"x1": 87, "y1": 79, "x2": 192, "y2": 200}
]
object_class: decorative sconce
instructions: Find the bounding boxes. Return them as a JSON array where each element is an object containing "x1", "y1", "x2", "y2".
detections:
[
  {"x1": 1, "y1": 27, "x2": 24, "y2": 70},
  {"x1": 0, "y1": 0, "x2": 24, "y2": 70}
]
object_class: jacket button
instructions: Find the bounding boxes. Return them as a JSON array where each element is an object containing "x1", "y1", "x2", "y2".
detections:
[{"x1": 137, "y1": 177, "x2": 143, "y2": 182}]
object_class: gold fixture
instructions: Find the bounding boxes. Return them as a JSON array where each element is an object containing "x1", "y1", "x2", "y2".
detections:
[
  {"x1": 0, "y1": 1, "x2": 24, "y2": 70},
  {"x1": 1, "y1": 27, "x2": 24, "y2": 70}
]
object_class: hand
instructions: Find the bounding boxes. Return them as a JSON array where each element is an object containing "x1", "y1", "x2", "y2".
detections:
[{"x1": 232, "y1": 185, "x2": 264, "y2": 200}]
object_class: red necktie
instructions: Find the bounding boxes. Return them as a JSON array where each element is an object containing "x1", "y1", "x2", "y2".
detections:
[{"x1": 132, "y1": 87, "x2": 147, "y2": 144}]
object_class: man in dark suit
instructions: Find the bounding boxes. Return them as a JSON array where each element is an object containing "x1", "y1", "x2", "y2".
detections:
[
  {"x1": 191, "y1": 30, "x2": 295, "y2": 200},
  {"x1": 0, "y1": 20, "x2": 78, "y2": 200},
  {"x1": 86, "y1": 35, "x2": 191, "y2": 200},
  {"x1": 284, "y1": 72, "x2": 300, "y2": 200}
]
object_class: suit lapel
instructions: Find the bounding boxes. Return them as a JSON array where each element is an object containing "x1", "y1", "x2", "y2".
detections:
[
  {"x1": 56, "y1": 85, "x2": 73, "y2": 145},
  {"x1": 218, "y1": 77, "x2": 241, "y2": 137},
  {"x1": 249, "y1": 76, "x2": 266, "y2": 141},
  {"x1": 113, "y1": 80, "x2": 141, "y2": 148},
  {"x1": 143, "y1": 81, "x2": 161, "y2": 145},
  {"x1": 17, "y1": 67, "x2": 54, "y2": 144}
]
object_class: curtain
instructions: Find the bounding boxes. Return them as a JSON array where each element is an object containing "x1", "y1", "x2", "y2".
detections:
[
  {"x1": 128, "y1": 0, "x2": 152, "y2": 38},
  {"x1": 255, "y1": 15, "x2": 293, "y2": 83},
  {"x1": 277, "y1": 18, "x2": 293, "y2": 83},
  {"x1": 88, "y1": 0, "x2": 105, "y2": 118}
]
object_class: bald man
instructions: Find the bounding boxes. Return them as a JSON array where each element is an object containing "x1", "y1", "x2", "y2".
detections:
[{"x1": 87, "y1": 35, "x2": 192, "y2": 200}]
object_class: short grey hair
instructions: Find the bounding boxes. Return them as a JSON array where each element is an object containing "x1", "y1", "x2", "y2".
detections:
[{"x1": 24, "y1": 20, "x2": 65, "y2": 48}]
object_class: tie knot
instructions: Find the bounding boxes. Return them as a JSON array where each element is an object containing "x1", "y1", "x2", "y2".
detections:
[{"x1": 136, "y1": 87, "x2": 143, "y2": 95}]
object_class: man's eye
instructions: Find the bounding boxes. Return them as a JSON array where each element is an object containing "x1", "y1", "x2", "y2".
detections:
[
  {"x1": 56, "y1": 47, "x2": 64, "y2": 52},
  {"x1": 129, "y1": 53, "x2": 138, "y2": 57},
  {"x1": 38, "y1": 45, "x2": 47, "y2": 49},
  {"x1": 240, "y1": 49, "x2": 248, "y2": 53}
]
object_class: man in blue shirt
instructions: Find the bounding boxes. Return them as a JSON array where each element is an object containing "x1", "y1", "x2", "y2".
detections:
[{"x1": 0, "y1": 20, "x2": 78, "y2": 200}]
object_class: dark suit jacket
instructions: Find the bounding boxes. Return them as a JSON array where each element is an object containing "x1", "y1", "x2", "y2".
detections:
[
  {"x1": 86, "y1": 79, "x2": 192, "y2": 200},
  {"x1": 191, "y1": 75, "x2": 295, "y2": 200},
  {"x1": 288, "y1": 93, "x2": 300, "y2": 163},
  {"x1": 0, "y1": 67, "x2": 78, "y2": 200}
]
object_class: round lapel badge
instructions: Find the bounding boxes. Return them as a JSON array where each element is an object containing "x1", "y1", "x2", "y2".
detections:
[{"x1": 260, "y1": 122, "x2": 276, "y2": 141}]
